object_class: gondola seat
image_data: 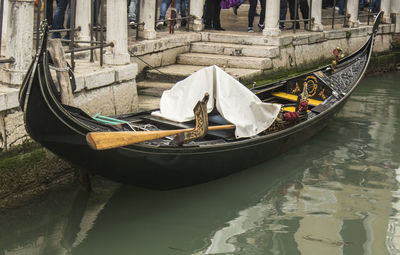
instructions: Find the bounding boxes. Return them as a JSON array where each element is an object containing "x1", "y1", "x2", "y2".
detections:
[{"x1": 271, "y1": 92, "x2": 322, "y2": 106}]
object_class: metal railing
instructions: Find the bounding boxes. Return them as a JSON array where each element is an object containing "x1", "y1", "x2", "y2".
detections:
[
  {"x1": 154, "y1": 0, "x2": 191, "y2": 34},
  {"x1": 34, "y1": 0, "x2": 112, "y2": 69},
  {"x1": 279, "y1": 0, "x2": 314, "y2": 33},
  {"x1": 321, "y1": 0, "x2": 349, "y2": 29}
]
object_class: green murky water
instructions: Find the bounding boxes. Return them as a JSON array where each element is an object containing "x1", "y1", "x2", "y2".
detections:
[{"x1": 1, "y1": 71, "x2": 400, "y2": 255}]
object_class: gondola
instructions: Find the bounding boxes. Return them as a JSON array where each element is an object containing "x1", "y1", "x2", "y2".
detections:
[{"x1": 19, "y1": 13, "x2": 382, "y2": 189}]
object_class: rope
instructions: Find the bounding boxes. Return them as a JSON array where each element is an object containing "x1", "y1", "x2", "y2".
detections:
[
  {"x1": 49, "y1": 65, "x2": 70, "y2": 72},
  {"x1": 128, "y1": 49, "x2": 167, "y2": 75}
]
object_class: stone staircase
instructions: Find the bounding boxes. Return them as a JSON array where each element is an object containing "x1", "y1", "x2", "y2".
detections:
[{"x1": 137, "y1": 34, "x2": 280, "y2": 111}]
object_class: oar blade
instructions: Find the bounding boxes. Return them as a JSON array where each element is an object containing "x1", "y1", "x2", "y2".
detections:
[{"x1": 86, "y1": 129, "x2": 185, "y2": 150}]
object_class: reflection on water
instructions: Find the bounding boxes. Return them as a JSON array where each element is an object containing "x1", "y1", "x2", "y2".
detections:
[{"x1": 1, "y1": 72, "x2": 399, "y2": 255}]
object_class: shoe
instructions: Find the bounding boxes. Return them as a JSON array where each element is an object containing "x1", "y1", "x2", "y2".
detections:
[
  {"x1": 255, "y1": 12, "x2": 260, "y2": 16},
  {"x1": 215, "y1": 26, "x2": 225, "y2": 31},
  {"x1": 232, "y1": 6, "x2": 238, "y2": 15},
  {"x1": 257, "y1": 23, "x2": 264, "y2": 31},
  {"x1": 174, "y1": 23, "x2": 181, "y2": 29},
  {"x1": 129, "y1": 21, "x2": 137, "y2": 28},
  {"x1": 156, "y1": 20, "x2": 165, "y2": 29},
  {"x1": 279, "y1": 23, "x2": 285, "y2": 30},
  {"x1": 287, "y1": 23, "x2": 300, "y2": 29},
  {"x1": 248, "y1": 27, "x2": 254, "y2": 33},
  {"x1": 204, "y1": 24, "x2": 213, "y2": 30}
]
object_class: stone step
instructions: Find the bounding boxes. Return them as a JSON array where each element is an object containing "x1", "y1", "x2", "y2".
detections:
[
  {"x1": 0, "y1": 85, "x2": 19, "y2": 112},
  {"x1": 137, "y1": 81, "x2": 174, "y2": 97},
  {"x1": 137, "y1": 81, "x2": 175, "y2": 90},
  {"x1": 177, "y1": 53, "x2": 272, "y2": 70},
  {"x1": 138, "y1": 95, "x2": 160, "y2": 111},
  {"x1": 202, "y1": 32, "x2": 269, "y2": 46},
  {"x1": 190, "y1": 42, "x2": 280, "y2": 58},
  {"x1": 145, "y1": 64, "x2": 263, "y2": 83}
]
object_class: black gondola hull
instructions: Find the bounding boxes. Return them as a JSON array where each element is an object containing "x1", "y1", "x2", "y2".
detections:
[{"x1": 20, "y1": 14, "x2": 381, "y2": 189}]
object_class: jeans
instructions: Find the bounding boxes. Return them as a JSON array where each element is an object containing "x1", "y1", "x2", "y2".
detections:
[
  {"x1": 248, "y1": 0, "x2": 265, "y2": 27},
  {"x1": 159, "y1": 0, "x2": 186, "y2": 22},
  {"x1": 371, "y1": 0, "x2": 380, "y2": 13},
  {"x1": 338, "y1": 0, "x2": 345, "y2": 15},
  {"x1": 280, "y1": 0, "x2": 287, "y2": 28},
  {"x1": 46, "y1": 0, "x2": 55, "y2": 26},
  {"x1": 52, "y1": 0, "x2": 70, "y2": 40},
  {"x1": 359, "y1": 0, "x2": 366, "y2": 9},
  {"x1": 205, "y1": 0, "x2": 221, "y2": 28},
  {"x1": 128, "y1": 0, "x2": 137, "y2": 22},
  {"x1": 288, "y1": 0, "x2": 309, "y2": 27}
]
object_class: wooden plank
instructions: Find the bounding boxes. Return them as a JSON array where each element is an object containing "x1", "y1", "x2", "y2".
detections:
[
  {"x1": 271, "y1": 92, "x2": 322, "y2": 106},
  {"x1": 47, "y1": 39, "x2": 75, "y2": 105}
]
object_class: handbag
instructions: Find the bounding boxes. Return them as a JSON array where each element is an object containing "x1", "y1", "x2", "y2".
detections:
[{"x1": 220, "y1": 0, "x2": 241, "y2": 9}]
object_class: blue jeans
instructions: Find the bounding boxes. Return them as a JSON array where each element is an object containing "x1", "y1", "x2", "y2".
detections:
[
  {"x1": 52, "y1": 0, "x2": 70, "y2": 40},
  {"x1": 159, "y1": 0, "x2": 186, "y2": 21},
  {"x1": 338, "y1": 0, "x2": 345, "y2": 15},
  {"x1": 359, "y1": 0, "x2": 366, "y2": 9},
  {"x1": 280, "y1": 0, "x2": 287, "y2": 27},
  {"x1": 128, "y1": 0, "x2": 137, "y2": 22},
  {"x1": 371, "y1": 0, "x2": 380, "y2": 13}
]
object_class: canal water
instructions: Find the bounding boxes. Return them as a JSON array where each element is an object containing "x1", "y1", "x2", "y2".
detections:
[{"x1": 1, "y1": 71, "x2": 400, "y2": 255}]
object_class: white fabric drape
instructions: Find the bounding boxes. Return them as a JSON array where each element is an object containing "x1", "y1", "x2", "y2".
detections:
[{"x1": 151, "y1": 65, "x2": 281, "y2": 138}]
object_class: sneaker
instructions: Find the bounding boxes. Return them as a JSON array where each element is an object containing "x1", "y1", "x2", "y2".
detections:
[
  {"x1": 129, "y1": 21, "x2": 137, "y2": 28},
  {"x1": 232, "y1": 6, "x2": 238, "y2": 15},
  {"x1": 156, "y1": 20, "x2": 165, "y2": 29},
  {"x1": 248, "y1": 27, "x2": 254, "y2": 33},
  {"x1": 257, "y1": 23, "x2": 264, "y2": 31}
]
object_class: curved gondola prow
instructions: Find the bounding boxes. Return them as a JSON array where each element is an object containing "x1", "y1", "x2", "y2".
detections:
[
  {"x1": 335, "y1": 11, "x2": 383, "y2": 69},
  {"x1": 19, "y1": 21, "x2": 50, "y2": 111}
]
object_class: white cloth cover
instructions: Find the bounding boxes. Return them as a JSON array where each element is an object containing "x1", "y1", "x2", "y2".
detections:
[{"x1": 151, "y1": 65, "x2": 281, "y2": 138}]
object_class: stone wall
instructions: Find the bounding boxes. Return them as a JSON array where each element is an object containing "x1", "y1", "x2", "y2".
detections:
[{"x1": 0, "y1": 62, "x2": 139, "y2": 151}]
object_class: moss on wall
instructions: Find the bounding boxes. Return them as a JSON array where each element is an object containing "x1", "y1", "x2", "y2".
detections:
[{"x1": 245, "y1": 51, "x2": 400, "y2": 88}]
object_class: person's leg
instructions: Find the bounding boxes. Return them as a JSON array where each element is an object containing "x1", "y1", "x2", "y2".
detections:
[
  {"x1": 258, "y1": 0, "x2": 266, "y2": 28},
  {"x1": 46, "y1": 0, "x2": 54, "y2": 26},
  {"x1": 174, "y1": 0, "x2": 181, "y2": 25},
  {"x1": 128, "y1": 0, "x2": 137, "y2": 23},
  {"x1": 52, "y1": 0, "x2": 69, "y2": 38},
  {"x1": 299, "y1": 0, "x2": 309, "y2": 27},
  {"x1": 288, "y1": 0, "x2": 300, "y2": 28},
  {"x1": 157, "y1": 0, "x2": 171, "y2": 28},
  {"x1": 248, "y1": 0, "x2": 257, "y2": 31},
  {"x1": 338, "y1": 0, "x2": 345, "y2": 15},
  {"x1": 280, "y1": 0, "x2": 287, "y2": 29},
  {"x1": 205, "y1": 0, "x2": 216, "y2": 29},
  {"x1": 63, "y1": 1, "x2": 71, "y2": 40},
  {"x1": 214, "y1": 0, "x2": 224, "y2": 30},
  {"x1": 180, "y1": 0, "x2": 187, "y2": 26},
  {"x1": 159, "y1": 0, "x2": 171, "y2": 21}
]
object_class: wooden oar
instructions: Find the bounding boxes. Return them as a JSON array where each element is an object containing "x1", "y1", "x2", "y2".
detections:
[{"x1": 86, "y1": 124, "x2": 235, "y2": 150}]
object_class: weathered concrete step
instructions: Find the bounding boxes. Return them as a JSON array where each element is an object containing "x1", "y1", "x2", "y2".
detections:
[
  {"x1": 137, "y1": 81, "x2": 175, "y2": 90},
  {"x1": 138, "y1": 95, "x2": 160, "y2": 111},
  {"x1": 146, "y1": 64, "x2": 263, "y2": 83},
  {"x1": 202, "y1": 32, "x2": 269, "y2": 46},
  {"x1": 0, "y1": 85, "x2": 19, "y2": 111},
  {"x1": 177, "y1": 53, "x2": 272, "y2": 70},
  {"x1": 137, "y1": 81, "x2": 175, "y2": 97},
  {"x1": 190, "y1": 42, "x2": 279, "y2": 58}
]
